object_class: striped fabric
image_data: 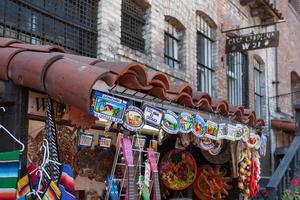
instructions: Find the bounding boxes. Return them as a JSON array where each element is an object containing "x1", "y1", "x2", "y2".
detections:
[
  {"x1": 42, "y1": 181, "x2": 61, "y2": 200},
  {"x1": 0, "y1": 150, "x2": 20, "y2": 200},
  {"x1": 58, "y1": 164, "x2": 75, "y2": 200},
  {"x1": 17, "y1": 175, "x2": 31, "y2": 198}
]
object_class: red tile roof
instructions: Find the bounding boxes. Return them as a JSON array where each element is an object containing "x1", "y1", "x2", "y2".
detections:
[{"x1": 0, "y1": 37, "x2": 264, "y2": 128}]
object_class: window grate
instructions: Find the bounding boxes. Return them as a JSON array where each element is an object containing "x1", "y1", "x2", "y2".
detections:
[
  {"x1": 0, "y1": 0, "x2": 98, "y2": 57},
  {"x1": 121, "y1": 0, "x2": 146, "y2": 52},
  {"x1": 227, "y1": 52, "x2": 249, "y2": 107}
]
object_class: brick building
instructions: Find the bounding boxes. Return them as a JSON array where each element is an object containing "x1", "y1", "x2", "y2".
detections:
[{"x1": 97, "y1": 0, "x2": 283, "y2": 175}]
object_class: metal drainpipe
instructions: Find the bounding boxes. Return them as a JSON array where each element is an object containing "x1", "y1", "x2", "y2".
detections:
[{"x1": 274, "y1": 0, "x2": 280, "y2": 111}]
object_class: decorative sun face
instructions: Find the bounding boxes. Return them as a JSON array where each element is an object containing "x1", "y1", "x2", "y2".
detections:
[{"x1": 193, "y1": 165, "x2": 232, "y2": 200}]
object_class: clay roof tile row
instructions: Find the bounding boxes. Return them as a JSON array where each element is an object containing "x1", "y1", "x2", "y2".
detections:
[{"x1": 0, "y1": 37, "x2": 264, "y2": 128}]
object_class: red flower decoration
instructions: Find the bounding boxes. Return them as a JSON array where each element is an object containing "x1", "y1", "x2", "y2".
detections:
[
  {"x1": 290, "y1": 179, "x2": 299, "y2": 185},
  {"x1": 261, "y1": 189, "x2": 269, "y2": 196}
]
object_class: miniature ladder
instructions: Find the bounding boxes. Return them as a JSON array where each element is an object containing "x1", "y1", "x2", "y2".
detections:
[
  {"x1": 106, "y1": 134, "x2": 144, "y2": 200},
  {"x1": 106, "y1": 134, "x2": 159, "y2": 200}
]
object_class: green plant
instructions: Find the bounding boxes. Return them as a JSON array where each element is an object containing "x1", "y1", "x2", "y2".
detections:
[{"x1": 282, "y1": 185, "x2": 300, "y2": 200}]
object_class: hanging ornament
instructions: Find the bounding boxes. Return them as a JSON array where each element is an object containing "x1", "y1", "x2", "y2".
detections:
[
  {"x1": 123, "y1": 106, "x2": 145, "y2": 131},
  {"x1": 178, "y1": 112, "x2": 193, "y2": 133},
  {"x1": 192, "y1": 114, "x2": 206, "y2": 138},
  {"x1": 205, "y1": 120, "x2": 218, "y2": 140},
  {"x1": 235, "y1": 124, "x2": 244, "y2": 140},
  {"x1": 161, "y1": 110, "x2": 179, "y2": 134}
]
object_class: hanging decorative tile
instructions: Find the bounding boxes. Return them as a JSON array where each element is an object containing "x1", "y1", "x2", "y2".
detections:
[
  {"x1": 242, "y1": 126, "x2": 250, "y2": 142},
  {"x1": 90, "y1": 91, "x2": 127, "y2": 123},
  {"x1": 192, "y1": 114, "x2": 206, "y2": 138},
  {"x1": 217, "y1": 123, "x2": 227, "y2": 139},
  {"x1": 205, "y1": 120, "x2": 218, "y2": 140},
  {"x1": 123, "y1": 106, "x2": 145, "y2": 131},
  {"x1": 143, "y1": 105, "x2": 163, "y2": 128},
  {"x1": 208, "y1": 140, "x2": 223, "y2": 156},
  {"x1": 179, "y1": 112, "x2": 193, "y2": 133},
  {"x1": 199, "y1": 137, "x2": 215, "y2": 151},
  {"x1": 247, "y1": 133, "x2": 259, "y2": 148},
  {"x1": 226, "y1": 124, "x2": 237, "y2": 141},
  {"x1": 161, "y1": 110, "x2": 179, "y2": 134},
  {"x1": 235, "y1": 124, "x2": 244, "y2": 140}
]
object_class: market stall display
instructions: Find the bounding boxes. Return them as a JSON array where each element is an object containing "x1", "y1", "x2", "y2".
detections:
[{"x1": 159, "y1": 149, "x2": 197, "y2": 190}]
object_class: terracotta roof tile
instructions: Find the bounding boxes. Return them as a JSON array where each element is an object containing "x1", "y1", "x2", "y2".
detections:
[
  {"x1": 0, "y1": 48, "x2": 25, "y2": 80},
  {"x1": 0, "y1": 37, "x2": 264, "y2": 128},
  {"x1": 0, "y1": 38, "x2": 22, "y2": 47},
  {"x1": 8, "y1": 51, "x2": 63, "y2": 91}
]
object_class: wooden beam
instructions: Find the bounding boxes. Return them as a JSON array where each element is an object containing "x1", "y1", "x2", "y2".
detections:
[
  {"x1": 251, "y1": 7, "x2": 265, "y2": 17},
  {"x1": 240, "y1": 0, "x2": 255, "y2": 6}
]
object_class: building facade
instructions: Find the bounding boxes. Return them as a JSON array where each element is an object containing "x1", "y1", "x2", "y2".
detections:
[{"x1": 97, "y1": 0, "x2": 282, "y2": 175}]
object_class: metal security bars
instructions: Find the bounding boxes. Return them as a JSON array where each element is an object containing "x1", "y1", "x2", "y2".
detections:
[
  {"x1": 121, "y1": 0, "x2": 146, "y2": 52},
  {"x1": 0, "y1": 0, "x2": 98, "y2": 57},
  {"x1": 227, "y1": 52, "x2": 249, "y2": 107},
  {"x1": 196, "y1": 15, "x2": 215, "y2": 95},
  {"x1": 164, "y1": 21, "x2": 181, "y2": 69},
  {"x1": 254, "y1": 58, "x2": 263, "y2": 117}
]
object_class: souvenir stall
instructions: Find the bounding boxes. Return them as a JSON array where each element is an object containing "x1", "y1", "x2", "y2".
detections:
[{"x1": 0, "y1": 38, "x2": 266, "y2": 200}]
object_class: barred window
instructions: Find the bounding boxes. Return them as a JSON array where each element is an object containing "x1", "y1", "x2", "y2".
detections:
[
  {"x1": 254, "y1": 58, "x2": 264, "y2": 117},
  {"x1": 227, "y1": 52, "x2": 249, "y2": 107},
  {"x1": 196, "y1": 15, "x2": 215, "y2": 95},
  {"x1": 0, "y1": 0, "x2": 98, "y2": 57},
  {"x1": 121, "y1": 0, "x2": 147, "y2": 52},
  {"x1": 164, "y1": 20, "x2": 182, "y2": 69}
]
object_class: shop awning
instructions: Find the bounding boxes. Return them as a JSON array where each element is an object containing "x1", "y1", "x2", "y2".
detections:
[
  {"x1": 239, "y1": 0, "x2": 284, "y2": 21},
  {"x1": 0, "y1": 37, "x2": 264, "y2": 129}
]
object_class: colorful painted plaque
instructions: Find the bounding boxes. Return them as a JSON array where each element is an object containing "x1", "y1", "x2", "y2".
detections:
[
  {"x1": 247, "y1": 133, "x2": 259, "y2": 148},
  {"x1": 235, "y1": 124, "x2": 244, "y2": 140},
  {"x1": 192, "y1": 114, "x2": 206, "y2": 138},
  {"x1": 208, "y1": 140, "x2": 223, "y2": 156},
  {"x1": 161, "y1": 110, "x2": 179, "y2": 134},
  {"x1": 199, "y1": 137, "x2": 215, "y2": 151},
  {"x1": 226, "y1": 124, "x2": 237, "y2": 141},
  {"x1": 159, "y1": 149, "x2": 197, "y2": 190},
  {"x1": 90, "y1": 91, "x2": 127, "y2": 123},
  {"x1": 242, "y1": 126, "x2": 250, "y2": 142},
  {"x1": 217, "y1": 123, "x2": 227, "y2": 139},
  {"x1": 98, "y1": 136, "x2": 112, "y2": 148},
  {"x1": 143, "y1": 106, "x2": 163, "y2": 128},
  {"x1": 179, "y1": 112, "x2": 193, "y2": 133},
  {"x1": 123, "y1": 106, "x2": 145, "y2": 131},
  {"x1": 78, "y1": 132, "x2": 94, "y2": 147},
  {"x1": 205, "y1": 120, "x2": 218, "y2": 140}
]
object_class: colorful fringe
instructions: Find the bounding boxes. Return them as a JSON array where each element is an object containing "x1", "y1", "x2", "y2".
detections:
[{"x1": 0, "y1": 150, "x2": 20, "y2": 200}]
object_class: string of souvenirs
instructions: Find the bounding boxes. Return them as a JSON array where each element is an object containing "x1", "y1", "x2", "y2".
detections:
[{"x1": 90, "y1": 91, "x2": 266, "y2": 152}]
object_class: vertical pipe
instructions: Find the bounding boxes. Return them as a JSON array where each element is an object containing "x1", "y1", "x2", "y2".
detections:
[{"x1": 274, "y1": 0, "x2": 280, "y2": 111}]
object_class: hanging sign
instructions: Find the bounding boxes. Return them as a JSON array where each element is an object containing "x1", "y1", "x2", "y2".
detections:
[
  {"x1": 90, "y1": 91, "x2": 127, "y2": 123},
  {"x1": 78, "y1": 132, "x2": 94, "y2": 147},
  {"x1": 247, "y1": 133, "x2": 259, "y2": 148},
  {"x1": 98, "y1": 136, "x2": 112, "y2": 148},
  {"x1": 192, "y1": 114, "x2": 206, "y2": 138},
  {"x1": 179, "y1": 112, "x2": 193, "y2": 133},
  {"x1": 161, "y1": 110, "x2": 179, "y2": 134},
  {"x1": 199, "y1": 137, "x2": 215, "y2": 151},
  {"x1": 123, "y1": 106, "x2": 145, "y2": 131},
  {"x1": 242, "y1": 126, "x2": 250, "y2": 142},
  {"x1": 226, "y1": 31, "x2": 279, "y2": 53},
  {"x1": 143, "y1": 106, "x2": 163, "y2": 128},
  {"x1": 226, "y1": 124, "x2": 237, "y2": 141}
]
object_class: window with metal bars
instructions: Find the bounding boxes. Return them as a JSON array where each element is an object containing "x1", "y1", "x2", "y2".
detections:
[
  {"x1": 121, "y1": 0, "x2": 146, "y2": 52},
  {"x1": 0, "y1": 0, "x2": 98, "y2": 57},
  {"x1": 227, "y1": 52, "x2": 249, "y2": 107},
  {"x1": 254, "y1": 58, "x2": 264, "y2": 117},
  {"x1": 196, "y1": 15, "x2": 215, "y2": 95},
  {"x1": 164, "y1": 21, "x2": 181, "y2": 69}
]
